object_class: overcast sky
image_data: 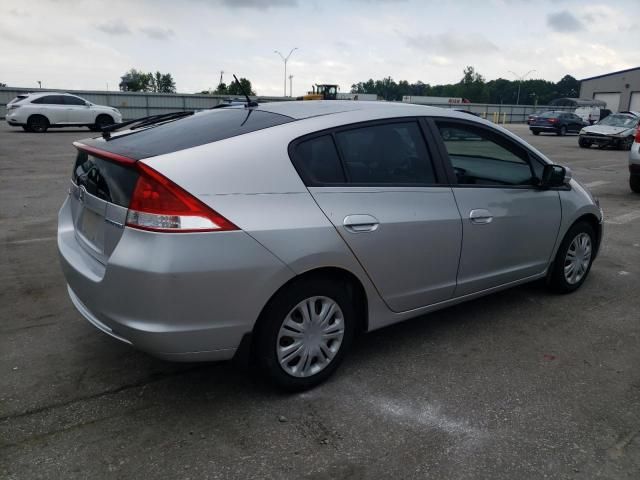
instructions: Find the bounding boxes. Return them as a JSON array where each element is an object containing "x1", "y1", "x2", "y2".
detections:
[{"x1": 1, "y1": 0, "x2": 638, "y2": 96}]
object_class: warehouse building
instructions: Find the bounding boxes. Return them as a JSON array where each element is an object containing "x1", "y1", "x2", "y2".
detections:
[{"x1": 579, "y1": 66, "x2": 640, "y2": 112}]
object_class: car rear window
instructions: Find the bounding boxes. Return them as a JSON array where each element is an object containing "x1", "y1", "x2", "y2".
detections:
[
  {"x1": 540, "y1": 112, "x2": 559, "y2": 118},
  {"x1": 9, "y1": 95, "x2": 28, "y2": 104},
  {"x1": 80, "y1": 108, "x2": 294, "y2": 160}
]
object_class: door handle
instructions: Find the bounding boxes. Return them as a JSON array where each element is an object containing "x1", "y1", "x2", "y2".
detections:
[
  {"x1": 469, "y1": 209, "x2": 493, "y2": 225},
  {"x1": 343, "y1": 214, "x2": 379, "y2": 233}
]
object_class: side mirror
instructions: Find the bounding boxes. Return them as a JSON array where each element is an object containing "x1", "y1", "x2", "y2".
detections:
[
  {"x1": 541, "y1": 164, "x2": 571, "y2": 188},
  {"x1": 84, "y1": 101, "x2": 91, "y2": 107}
]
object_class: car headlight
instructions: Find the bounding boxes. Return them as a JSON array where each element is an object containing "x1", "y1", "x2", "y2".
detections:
[{"x1": 579, "y1": 129, "x2": 586, "y2": 135}]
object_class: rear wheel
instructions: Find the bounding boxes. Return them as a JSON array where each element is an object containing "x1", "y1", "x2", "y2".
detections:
[
  {"x1": 631, "y1": 175, "x2": 640, "y2": 193},
  {"x1": 578, "y1": 137, "x2": 591, "y2": 148},
  {"x1": 93, "y1": 114, "x2": 114, "y2": 131},
  {"x1": 21, "y1": 126, "x2": 32, "y2": 132},
  {"x1": 557, "y1": 125, "x2": 567, "y2": 136},
  {"x1": 254, "y1": 277, "x2": 356, "y2": 391},
  {"x1": 27, "y1": 115, "x2": 49, "y2": 133},
  {"x1": 532, "y1": 130, "x2": 540, "y2": 136},
  {"x1": 548, "y1": 221, "x2": 595, "y2": 293}
]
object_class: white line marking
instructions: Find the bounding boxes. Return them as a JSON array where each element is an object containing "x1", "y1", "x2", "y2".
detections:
[
  {"x1": 5, "y1": 236, "x2": 56, "y2": 245},
  {"x1": 607, "y1": 211, "x2": 640, "y2": 225},
  {"x1": 585, "y1": 180, "x2": 610, "y2": 188}
]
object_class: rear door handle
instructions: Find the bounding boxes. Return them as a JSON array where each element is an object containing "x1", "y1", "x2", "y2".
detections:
[
  {"x1": 469, "y1": 209, "x2": 493, "y2": 225},
  {"x1": 343, "y1": 214, "x2": 379, "y2": 233}
]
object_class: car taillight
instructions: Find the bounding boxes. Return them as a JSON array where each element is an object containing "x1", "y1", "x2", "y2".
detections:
[
  {"x1": 8, "y1": 104, "x2": 20, "y2": 110},
  {"x1": 548, "y1": 118, "x2": 557, "y2": 123},
  {"x1": 126, "y1": 162, "x2": 238, "y2": 233},
  {"x1": 635, "y1": 127, "x2": 640, "y2": 143}
]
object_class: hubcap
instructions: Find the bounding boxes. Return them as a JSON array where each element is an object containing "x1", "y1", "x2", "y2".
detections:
[
  {"x1": 276, "y1": 296, "x2": 345, "y2": 378},
  {"x1": 564, "y1": 233, "x2": 592, "y2": 285}
]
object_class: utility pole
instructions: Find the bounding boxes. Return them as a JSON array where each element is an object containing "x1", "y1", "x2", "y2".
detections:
[
  {"x1": 289, "y1": 75, "x2": 294, "y2": 98},
  {"x1": 274, "y1": 48, "x2": 298, "y2": 97},
  {"x1": 219, "y1": 70, "x2": 224, "y2": 86},
  {"x1": 508, "y1": 70, "x2": 536, "y2": 105},
  {"x1": 37, "y1": 81, "x2": 42, "y2": 89}
]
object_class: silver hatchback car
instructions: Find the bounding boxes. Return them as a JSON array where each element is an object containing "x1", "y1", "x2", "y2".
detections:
[{"x1": 58, "y1": 101, "x2": 603, "y2": 390}]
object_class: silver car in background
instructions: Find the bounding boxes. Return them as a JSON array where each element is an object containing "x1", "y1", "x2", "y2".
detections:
[{"x1": 58, "y1": 101, "x2": 603, "y2": 390}]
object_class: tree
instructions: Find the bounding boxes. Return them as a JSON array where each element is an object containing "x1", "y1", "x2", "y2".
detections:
[
  {"x1": 214, "y1": 82, "x2": 228, "y2": 94},
  {"x1": 555, "y1": 75, "x2": 580, "y2": 99},
  {"x1": 227, "y1": 78, "x2": 255, "y2": 96},
  {"x1": 119, "y1": 69, "x2": 176, "y2": 93},
  {"x1": 0, "y1": 82, "x2": 6, "y2": 87},
  {"x1": 150, "y1": 72, "x2": 176, "y2": 93}
]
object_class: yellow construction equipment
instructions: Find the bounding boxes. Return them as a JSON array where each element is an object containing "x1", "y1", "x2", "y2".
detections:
[{"x1": 300, "y1": 84, "x2": 339, "y2": 101}]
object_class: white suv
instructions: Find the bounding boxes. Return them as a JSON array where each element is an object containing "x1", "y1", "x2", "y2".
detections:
[{"x1": 5, "y1": 92, "x2": 122, "y2": 133}]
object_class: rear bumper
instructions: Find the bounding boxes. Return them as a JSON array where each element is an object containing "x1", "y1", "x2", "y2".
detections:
[
  {"x1": 57, "y1": 197, "x2": 293, "y2": 362},
  {"x1": 530, "y1": 126, "x2": 558, "y2": 133}
]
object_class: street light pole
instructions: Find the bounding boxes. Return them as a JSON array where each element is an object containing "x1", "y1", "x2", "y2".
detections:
[
  {"x1": 508, "y1": 70, "x2": 536, "y2": 105},
  {"x1": 289, "y1": 75, "x2": 294, "y2": 97},
  {"x1": 275, "y1": 48, "x2": 298, "y2": 97}
]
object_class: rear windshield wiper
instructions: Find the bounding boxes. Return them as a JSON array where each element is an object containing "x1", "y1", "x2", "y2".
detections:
[{"x1": 101, "y1": 111, "x2": 195, "y2": 139}]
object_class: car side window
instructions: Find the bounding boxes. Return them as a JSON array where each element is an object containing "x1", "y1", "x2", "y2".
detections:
[
  {"x1": 32, "y1": 95, "x2": 64, "y2": 105},
  {"x1": 64, "y1": 96, "x2": 86, "y2": 105},
  {"x1": 294, "y1": 135, "x2": 346, "y2": 184},
  {"x1": 334, "y1": 122, "x2": 436, "y2": 184},
  {"x1": 436, "y1": 122, "x2": 538, "y2": 186}
]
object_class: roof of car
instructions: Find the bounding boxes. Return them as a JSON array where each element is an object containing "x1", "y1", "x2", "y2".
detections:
[{"x1": 256, "y1": 100, "x2": 448, "y2": 120}]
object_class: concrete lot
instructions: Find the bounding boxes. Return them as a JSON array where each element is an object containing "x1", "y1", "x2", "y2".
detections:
[{"x1": 1, "y1": 121, "x2": 639, "y2": 479}]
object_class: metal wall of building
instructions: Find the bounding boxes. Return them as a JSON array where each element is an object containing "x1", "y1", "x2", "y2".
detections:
[{"x1": 579, "y1": 68, "x2": 640, "y2": 112}]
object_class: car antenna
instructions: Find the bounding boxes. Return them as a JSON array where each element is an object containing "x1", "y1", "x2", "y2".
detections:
[{"x1": 233, "y1": 74, "x2": 258, "y2": 108}]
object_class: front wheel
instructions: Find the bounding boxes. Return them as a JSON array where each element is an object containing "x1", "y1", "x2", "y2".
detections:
[
  {"x1": 621, "y1": 136, "x2": 634, "y2": 151},
  {"x1": 578, "y1": 137, "x2": 591, "y2": 148},
  {"x1": 631, "y1": 175, "x2": 640, "y2": 193},
  {"x1": 557, "y1": 125, "x2": 567, "y2": 136},
  {"x1": 254, "y1": 277, "x2": 356, "y2": 391},
  {"x1": 548, "y1": 222, "x2": 595, "y2": 293},
  {"x1": 93, "y1": 114, "x2": 114, "y2": 131}
]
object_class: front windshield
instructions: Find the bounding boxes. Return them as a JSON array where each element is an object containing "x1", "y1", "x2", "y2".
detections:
[{"x1": 598, "y1": 114, "x2": 638, "y2": 128}]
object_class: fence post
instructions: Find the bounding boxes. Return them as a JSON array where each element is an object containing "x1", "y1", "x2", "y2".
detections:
[
  {"x1": 182, "y1": 96, "x2": 186, "y2": 112},
  {"x1": 145, "y1": 94, "x2": 150, "y2": 117}
]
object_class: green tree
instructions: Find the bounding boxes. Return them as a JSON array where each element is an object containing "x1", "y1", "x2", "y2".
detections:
[
  {"x1": 555, "y1": 75, "x2": 580, "y2": 98},
  {"x1": 0, "y1": 82, "x2": 6, "y2": 87},
  {"x1": 214, "y1": 82, "x2": 228, "y2": 94},
  {"x1": 227, "y1": 78, "x2": 256, "y2": 96},
  {"x1": 119, "y1": 69, "x2": 176, "y2": 93}
]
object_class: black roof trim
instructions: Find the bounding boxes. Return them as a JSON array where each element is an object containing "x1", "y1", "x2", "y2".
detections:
[{"x1": 581, "y1": 66, "x2": 640, "y2": 82}]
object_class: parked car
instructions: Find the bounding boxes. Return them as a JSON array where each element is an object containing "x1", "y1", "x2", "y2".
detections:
[
  {"x1": 527, "y1": 110, "x2": 547, "y2": 125},
  {"x1": 530, "y1": 111, "x2": 586, "y2": 136},
  {"x1": 58, "y1": 102, "x2": 603, "y2": 390},
  {"x1": 579, "y1": 112, "x2": 640, "y2": 150},
  {"x1": 5, "y1": 92, "x2": 122, "y2": 133},
  {"x1": 629, "y1": 127, "x2": 640, "y2": 193}
]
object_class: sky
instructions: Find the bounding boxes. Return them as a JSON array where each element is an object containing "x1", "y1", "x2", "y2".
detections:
[{"x1": 1, "y1": 0, "x2": 638, "y2": 97}]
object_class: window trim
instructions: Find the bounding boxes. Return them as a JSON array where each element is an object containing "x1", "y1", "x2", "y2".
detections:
[
  {"x1": 288, "y1": 117, "x2": 446, "y2": 188},
  {"x1": 426, "y1": 117, "x2": 557, "y2": 190}
]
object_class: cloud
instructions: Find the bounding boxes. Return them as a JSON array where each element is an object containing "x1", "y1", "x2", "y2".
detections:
[
  {"x1": 140, "y1": 26, "x2": 174, "y2": 40},
  {"x1": 547, "y1": 10, "x2": 585, "y2": 32},
  {"x1": 217, "y1": 0, "x2": 297, "y2": 8},
  {"x1": 403, "y1": 31, "x2": 499, "y2": 55},
  {"x1": 96, "y1": 19, "x2": 131, "y2": 35}
]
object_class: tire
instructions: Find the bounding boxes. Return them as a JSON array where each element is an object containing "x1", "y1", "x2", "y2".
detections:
[
  {"x1": 532, "y1": 130, "x2": 540, "y2": 136},
  {"x1": 21, "y1": 126, "x2": 32, "y2": 132},
  {"x1": 578, "y1": 137, "x2": 591, "y2": 148},
  {"x1": 548, "y1": 221, "x2": 596, "y2": 294},
  {"x1": 557, "y1": 125, "x2": 567, "y2": 136},
  {"x1": 93, "y1": 114, "x2": 114, "y2": 131},
  {"x1": 27, "y1": 115, "x2": 49, "y2": 133},
  {"x1": 621, "y1": 136, "x2": 634, "y2": 151},
  {"x1": 631, "y1": 175, "x2": 640, "y2": 193},
  {"x1": 254, "y1": 277, "x2": 356, "y2": 391}
]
